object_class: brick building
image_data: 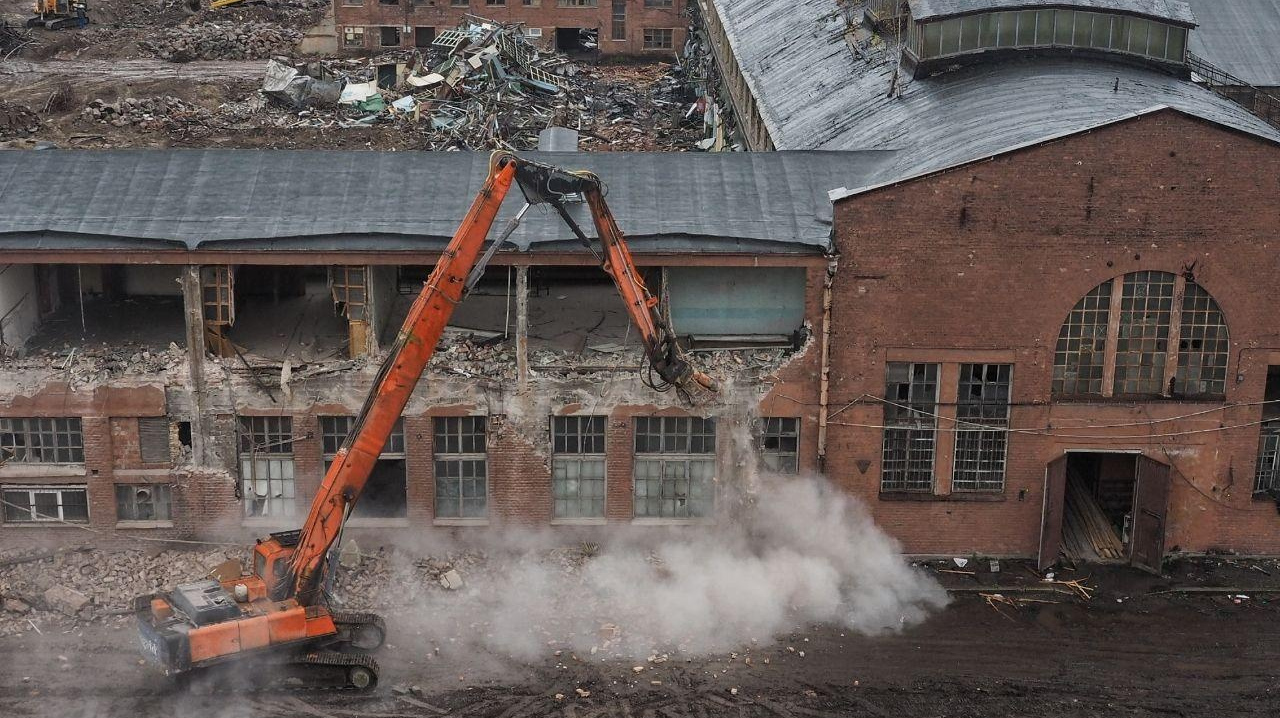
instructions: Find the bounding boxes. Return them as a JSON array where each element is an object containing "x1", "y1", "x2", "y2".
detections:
[
  {"x1": 0, "y1": 150, "x2": 880, "y2": 547},
  {"x1": 333, "y1": 0, "x2": 686, "y2": 56}
]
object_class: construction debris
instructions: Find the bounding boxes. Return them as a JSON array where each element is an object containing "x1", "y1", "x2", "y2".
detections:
[
  {"x1": 80, "y1": 96, "x2": 212, "y2": 131},
  {"x1": 141, "y1": 22, "x2": 302, "y2": 61},
  {"x1": 0, "y1": 101, "x2": 41, "y2": 140}
]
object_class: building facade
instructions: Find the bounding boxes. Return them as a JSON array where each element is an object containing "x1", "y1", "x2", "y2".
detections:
[{"x1": 334, "y1": 0, "x2": 687, "y2": 56}]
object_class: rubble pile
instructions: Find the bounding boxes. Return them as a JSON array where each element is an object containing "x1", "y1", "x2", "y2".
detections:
[
  {"x1": 0, "y1": 21, "x2": 34, "y2": 58},
  {"x1": 142, "y1": 22, "x2": 302, "y2": 61},
  {"x1": 80, "y1": 96, "x2": 213, "y2": 130},
  {"x1": 0, "y1": 101, "x2": 40, "y2": 140},
  {"x1": 0, "y1": 342, "x2": 187, "y2": 384},
  {"x1": 0, "y1": 546, "x2": 247, "y2": 636}
]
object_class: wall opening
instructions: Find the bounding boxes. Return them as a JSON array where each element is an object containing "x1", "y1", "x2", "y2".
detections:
[{"x1": 1062, "y1": 452, "x2": 1135, "y2": 563}]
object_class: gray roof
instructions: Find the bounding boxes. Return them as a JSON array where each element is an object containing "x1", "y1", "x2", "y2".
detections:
[
  {"x1": 0, "y1": 150, "x2": 898, "y2": 254},
  {"x1": 908, "y1": 0, "x2": 1196, "y2": 25},
  {"x1": 709, "y1": 0, "x2": 1279, "y2": 180},
  {"x1": 1187, "y1": 0, "x2": 1280, "y2": 86}
]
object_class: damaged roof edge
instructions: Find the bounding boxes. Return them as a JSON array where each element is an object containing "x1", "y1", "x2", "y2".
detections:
[
  {"x1": 907, "y1": 0, "x2": 1198, "y2": 26},
  {"x1": 827, "y1": 104, "x2": 1280, "y2": 202}
]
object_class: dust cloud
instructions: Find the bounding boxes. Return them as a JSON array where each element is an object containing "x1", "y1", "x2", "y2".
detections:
[{"x1": 348, "y1": 470, "x2": 948, "y2": 662}]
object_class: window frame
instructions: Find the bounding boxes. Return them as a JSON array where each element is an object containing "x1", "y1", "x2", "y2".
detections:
[
  {"x1": 1255, "y1": 420, "x2": 1280, "y2": 494},
  {"x1": 2, "y1": 485, "x2": 89, "y2": 523},
  {"x1": 952, "y1": 363, "x2": 1012, "y2": 492},
  {"x1": 115, "y1": 483, "x2": 173, "y2": 522},
  {"x1": 632, "y1": 416, "x2": 716, "y2": 518},
  {"x1": 757, "y1": 417, "x2": 800, "y2": 474},
  {"x1": 433, "y1": 416, "x2": 488, "y2": 519},
  {"x1": 0, "y1": 417, "x2": 85, "y2": 464},
  {"x1": 551, "y1": 415, "x2": 607, "y2": 519},
  {"x1": 238, "y1": 416, "x2": 296, "y2": 519},
  {"x1": 643, "y1": 27, "x2": 674, "y2": 50},
  {"x1": 880, "y1": 363, "x2": 939, "y2": 493}
]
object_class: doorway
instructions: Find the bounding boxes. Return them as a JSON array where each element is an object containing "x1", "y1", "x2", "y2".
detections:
[{"x1": 1040, "y1": 452, "x2": 1170, "y2": 572}]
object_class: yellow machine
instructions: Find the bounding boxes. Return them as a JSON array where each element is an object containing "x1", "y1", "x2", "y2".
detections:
[{"x1": 27, "y1": 0, "x2": 88, "y2": 29}]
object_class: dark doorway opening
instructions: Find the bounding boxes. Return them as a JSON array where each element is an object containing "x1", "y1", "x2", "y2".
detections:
[
  {"x1": 1063, "y1": 453, "x2": 1135, "y2": 562},
  {"x1": 554, "y1": 26, "x2": 598, "y2": 53},
  {"x1": 414, "y1": 26, "x2": 435, "y2": 48}
]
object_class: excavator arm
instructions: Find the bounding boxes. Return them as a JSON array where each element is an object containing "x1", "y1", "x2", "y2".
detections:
[{"x1": 273, "y1": 152, "x2": 716, "y2": 604}]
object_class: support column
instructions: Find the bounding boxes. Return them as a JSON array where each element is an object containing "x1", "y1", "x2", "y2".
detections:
[
  {"x1": 516, "y1": 264, "x2": 529, "y2": 393},
  {"x1": 180, "y1": 265, "x2": 208, "y2": 465}
]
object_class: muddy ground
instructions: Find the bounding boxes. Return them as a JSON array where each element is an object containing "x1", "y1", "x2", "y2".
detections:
[{"x1": 0, "y1": 558, "x2": 1276, "y2": 717}]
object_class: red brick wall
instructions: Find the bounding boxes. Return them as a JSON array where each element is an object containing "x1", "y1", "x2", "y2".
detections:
[
  {"x1": 828, "y1": 110, "x2": 1280, "y2": 557},
  {"x1": 334, "y1": 0, "x2": 686, "y2": 56}
]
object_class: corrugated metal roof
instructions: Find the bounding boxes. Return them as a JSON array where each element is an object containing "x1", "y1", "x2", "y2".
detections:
[
  {"x1": 0, "y1": 150, "x2": 898, "y2": 253},
  {"x1": 708, "y1": 0, "x2": 1280, "y2": 177},
  {"x1": 908, "y1": 0, "x2": 1196, "y2": 25},
  {"x1": 1187, "y1": 0, "x2": 1280, "y2": 87}
]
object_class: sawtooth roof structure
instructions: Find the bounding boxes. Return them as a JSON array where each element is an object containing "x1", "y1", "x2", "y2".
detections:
[
  {"x1": 1187, "y1": 0, "x2": 1280, "y2": 87},
  {"x1": 707, "y1": 0, "x2": 1280, "y2": 180},
  {"x1": 907, "y1": 0, "x2": 1196, "y2": 25},
  {"x1": 0, "y1": 150, "x2": 897, "y2": 254}
]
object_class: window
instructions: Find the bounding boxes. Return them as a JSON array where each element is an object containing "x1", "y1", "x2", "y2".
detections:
[
  {"x1": 524, "y1": 27, "x2": 543, "y2": 37},
  {"x1": 138, "y1": 417, "x2": 170, "y2": 465},
  {"x1": 434, "y1": 417, "x2": 486, "y2": 519},
  {"x1": 552, "y1": 416, "x2": 606, "y2": 518},
  {"x1": 1053, "y1": 272, "x2": 1228, "y2": 398},
  {"x1": 342, "y1": 0, "x2": 362, "y2": 5},
  {"x1": 757, "y1": 417, "x2": 799, "y2": 474},
  {"x1": 451, "y1": 0, "x2": 468, "y2": 5},
  {"x1": 912, "y1": 10, "x2": 1187, "y2": 63},
  {"x1": 1255, "y1": 422, "x2": 1280, "y2": 494},
  {"x1": 321, "y1": 416, "x2": 407, "y2": 518},
  {"x1": 644, "y1": 0, "x2": 672, "y2": 6},
  {"x1": 2, "y1": 485, "x2": 88, "y2": 523},
  {"x1": 633, "y1": 417, "x2": 715, "y2": 518},
  {"x1": 611, "y1": 0, "x2": 625, "y2": 41},
  {"x1": 643, "y1": 28, "x2": 673, "y2": 49},
  {"x1": 414, "y1": 26, "x2": 435, "y2": 48},
  {"x1": 343, "y1": 26, "x2": 365, "y2": 47},
  {"x1": 486, "y1": 0, "x2": 505, "y2": 4},
  {"x1": 0, "y1": 418, "x2": 84, "y2": 463},
  {"x1": 379, "y1": 0, "x2": 396, "y2": 4},
  {"x1": 379, "y1": 26, "x2": 401, "y2": 47},
  {"x1": 116, "y1": 484, "x2": 172, "y2": 522},
  {"x1": 239, "y1": 416, "x2": 295, "y2": 518},
  {"x1": 953, "y1": 364, "x2": 1011, "y2": 491},
  {"x1": 523, "y1": 0, "x2": 540, "y2": 5},
  {"x1": 558, "y1": 0, "x2": 597, "y2": 6},
  {"x1": 881, "y1": 363, "x2": 938, "y2": 492}
]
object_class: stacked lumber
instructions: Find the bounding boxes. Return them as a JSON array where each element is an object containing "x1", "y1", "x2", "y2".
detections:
[{"x1": 1063, "y1": 475, "x2": 1125, "y2": 561}]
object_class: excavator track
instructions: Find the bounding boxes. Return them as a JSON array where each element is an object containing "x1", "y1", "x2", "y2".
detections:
[
  {"x1": 330, "y1": 610, "x2": 387, "y2": 651},
  {"x1": 283, "y1": 650, "x2": 380, "y2": 692}
]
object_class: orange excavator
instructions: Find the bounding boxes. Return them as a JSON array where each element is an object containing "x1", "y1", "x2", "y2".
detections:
[{"x1": 134, "y1": 152, "x2": 717, "y2": 690}]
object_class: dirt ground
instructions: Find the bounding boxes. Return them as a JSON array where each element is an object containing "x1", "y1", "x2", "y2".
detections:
[{"x1": 0, "y1": 558, "x2": 1276, "y2": 718}]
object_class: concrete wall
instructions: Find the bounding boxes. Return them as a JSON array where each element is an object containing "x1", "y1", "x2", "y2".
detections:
[
  {"x1": 0, "y1": 264, "x2": 40, "y2": 351},
  {"x1": 123, "y1": 265, "x2": 184, "y2": 297},
  {"x1": 828, "y1": 110, "x2": 1280, "y2": 557}
]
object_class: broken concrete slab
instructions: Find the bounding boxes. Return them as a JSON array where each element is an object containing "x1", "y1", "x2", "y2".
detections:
[
  {"x1": 3, "y1": 598, "x2": 31, "y2": 614},
  {"x1": 439, "y1": 569, "x2": 464, "y2": 591},
  {"x1": 43, "y1": 585, "x2": 90, "y2": 615}
]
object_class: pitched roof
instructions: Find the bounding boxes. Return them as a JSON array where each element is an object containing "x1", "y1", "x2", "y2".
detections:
[
  {"x1": 1187, "y1": 0, "x2": 1280, "y2": 86},
  {"x1": 0, "y1": 150, "x2": 898, "y2": 254}
]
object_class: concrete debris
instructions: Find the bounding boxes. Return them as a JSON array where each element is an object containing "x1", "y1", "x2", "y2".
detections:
[
  {"x1": 80, "y1": 97, "x2": 212, "y2": 132},
  {"x1": 2, "y1": 598, "x2": 30, "y2": 614},
  {"x1": 338, "y1": 539, "x2": 362, "y2": 570},
  {"x1": 439, "y1": 569, "x2": 464, "y2": 591},
  {"x1": 141, "y1": 22, "x2": 303, "y2": 62},
  {"x1": 0, "y1": 342, "x2": 186, "y2": 385},
  {"x1": 42, "y1": 585, "x2": 90, "y2": 616},
  {"x1": 0, "y1": 101, "x2": 41, "y2": 140}
]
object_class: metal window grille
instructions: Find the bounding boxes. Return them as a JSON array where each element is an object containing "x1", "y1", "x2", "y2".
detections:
[
  {"x1": 138, "y1": 417, "x2": 171, "y2": 464},
  {"x1": 239, "y1": 416, "x2": 295, "y2": 518},
  {"x1": 757, "y1": 417, "x2": 799, "y2": 474},
  {"x1": 881, "y1": 363, "x2": 938, "y2": 492},
  {"x1": 557, "y1": 0, "x2": 597, "y2": 6},
  {"x1": 952, "y1": 364, "x2": 1011, "y2": 491},
  {"x1": 115, "y1": 484, "x2": 172, "y2": 521},
  {"x1": 643, "y1": 28, "x2": 673, "y2": 49},
  {"x1": 1255, "y1": 421, "x2": 1280, "y2": 493},
  {"x1": 0, "y1": 418, "x2": 84, "y2": 463},
  {"x1": 434, "y1": 417, "x2": 487, "y2": 518},
  {"x1": 1176, "y1": 282, "x2": 1229, "y2": 396},
  {"x1": 1113, "y1": 271, "x2": 1176, "y2": 395},
  {"x1": 2, "y1": 486, "x2": 89, "y2": 523},
  {"x1": 552, "y1": 416, "x2": 606, "y2": 518},
  {"x1": 319, "y1": 416, "x2": 405, "y2": 458},
  {"x1": 1053, "y1": 280, "x2": 1112, "y2": 395},
  {"x1": 633, "y1": 417, "x2": 715, "y2": 517},
  {"x1": 611, "y1": 0, "x2": 626, "y2": 40}
]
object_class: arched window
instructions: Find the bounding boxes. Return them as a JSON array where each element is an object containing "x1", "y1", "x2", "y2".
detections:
[{"x1": 1052, "y1": 272, "x2": 1229, "y2": 398}]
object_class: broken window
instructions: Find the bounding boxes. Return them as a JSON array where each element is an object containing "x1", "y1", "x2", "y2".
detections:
[
  {"x1": 1114, "y1": 271, "x2": 1175, "y2": 395},
  {"x1": 757, "y1": 417, "x2": 799, "y2": 474},
  {"x1": 138, "y1": 417, "x2": 170, "y2": 465},
  {"x1": 1176, "y1": 282, "x2": 1229, "y2": 396},
  {"x1": 552, "y1": 416, "x2": 606, "y2": 518},
  {"x1": 434, "y1": 417, "x2": 487, "y2": 519},
  {"x1": 344, "y1": 26, "x2": 365, "y2": 47},
  {"x1": 558, "y1": 0, "x2": 597, "y2": 6},
  {"x1": 239, "y1": 416, "x2": 296, "y2": 519},
  {"x1": 633, "y1": 417, "x2": 715, "y2": 518},
  {"x1": 414, "y1": 26, "x2": 435, "y2": 48},
  {"x1": 115, "y1": 484, "x2": 172, "y2": 522},
  {"x1": 881, "y1": 363, "x2": 938, "y2": 492},
  {"x1": 1255, "y1": 422, "x2": 1280, "y2": 494},
  {"x1": 952, "y1": 364, "x2": 1011, "y2": 492},
  {"x1": 380, "y1": 26, "x2": 402, "y2": 47},
  {"x1": 2, "y1": 485, "x2": 88, "y2": 523},
  {"x1": 451, "y1": 0, "x2": 468, "y2": 5},
  {"x1": 321, "y1": 416, "x2": 407, "y2": 519},
  {"x1": 1053, "y1": 280, "x2": 1112, "y2": 396},
  {"x1": 611, "y1": 0, "x2": 625, "y2": 40},
  {"x1": 643, "y1": 28, "x2": 674, "y2": 49},
  {"x1": 0, "y1": 418, "x2": 84, "y2": 463}
]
